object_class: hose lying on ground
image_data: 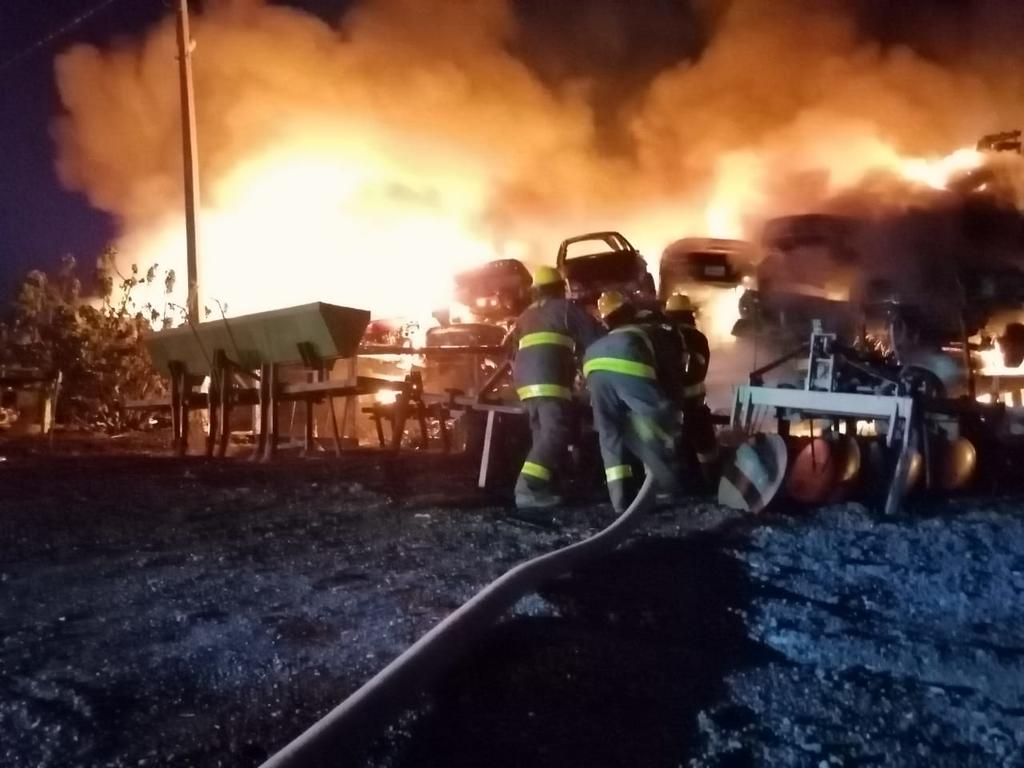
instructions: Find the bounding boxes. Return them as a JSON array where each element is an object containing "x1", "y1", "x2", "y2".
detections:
[{"x1": 260, "y1": 472, "x2": 658, "y2": 768}]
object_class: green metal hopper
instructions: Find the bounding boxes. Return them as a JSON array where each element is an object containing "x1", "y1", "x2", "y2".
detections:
[{"x1": 143, "y1": 302, "x2": 370, "y2": 374}]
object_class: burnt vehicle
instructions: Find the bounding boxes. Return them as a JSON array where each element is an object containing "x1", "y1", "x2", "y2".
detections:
[
  {"x1": 660, "y1": 237, "x2": 758, "y2": 344},
  {"x1": 434, "y1": 258, "x2": 532, "y2": 333},
  {"x1": 659, "y1": 237, "x2": 757, "y2": 301},
  {"x1": 735, "y1": 209, "x2": 1024, "y2": 394},
  {"x1": 556, "y1": 231, "x2": 656, "y2": 309},
  {"x1": 423, "y1": 259, "x2": 528, "y2": 405},
  {"x1": 426, "y1": 257, "x2": 528, "y2": 386},
  {"x1": 733, "y1": 214, "x2": 865, "y2": 342}
]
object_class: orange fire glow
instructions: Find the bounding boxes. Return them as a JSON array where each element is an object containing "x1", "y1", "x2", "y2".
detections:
[
  {"x1": 977, "y1": 341, "x2": 1024, "y2": 378},
  {"x1": 130, "y1": 129, "x2": 517, "y2": 322},
  {"x1": 125, "y1": 140, "x2": 988, "y2": 328}
]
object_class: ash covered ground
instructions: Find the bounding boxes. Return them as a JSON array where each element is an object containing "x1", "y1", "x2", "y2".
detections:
[{"x1": 0, "y1": 434, "x2": 1022, "y2": 767}]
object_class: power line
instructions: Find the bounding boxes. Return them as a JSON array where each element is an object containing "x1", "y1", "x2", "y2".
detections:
[{"x1": 0, "y1": 0, "x2": 140, "y2": 75}]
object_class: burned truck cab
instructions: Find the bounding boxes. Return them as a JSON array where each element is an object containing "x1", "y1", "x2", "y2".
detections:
[
  {"x1": 735, "y1": 214, "x2": 865, "y2": 343},
  {"x1": 738, "y1": 208, "x2": 1024, "y2": 396}
]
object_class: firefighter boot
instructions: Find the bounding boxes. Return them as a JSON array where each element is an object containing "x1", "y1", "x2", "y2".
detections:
[{"x1": 514, "y1": 475, "x2": 563, "y2": 510}]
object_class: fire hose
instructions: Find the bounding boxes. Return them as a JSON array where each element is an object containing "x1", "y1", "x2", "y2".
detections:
[{"x1": 260, "y1": 472, "x2": 657, "y2": 768}]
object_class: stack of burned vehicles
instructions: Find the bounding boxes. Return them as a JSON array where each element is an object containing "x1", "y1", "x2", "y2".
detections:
[
  {"x1": 734, "y1": 208, "x2": 1024, "y2": 398},
  {"x1": 716, "y1": 202, "x2": 1024, "y2": 512},
  {"x1": 421, "y1": 232, "x2": 662, "y2": 398},
  {"x1": 418, "y1": 230, "x2": 754, "y2": 401}
]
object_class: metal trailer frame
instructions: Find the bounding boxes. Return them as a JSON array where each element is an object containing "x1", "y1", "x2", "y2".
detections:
[
  {"x1": 730, "y1": 322, "x2": 920, "y2": 514},
  {"x1": 730, "y1": 385, "x2": 917, "y2": 515},
  {"x1": 128, "y1": 299, "x2": 515, "y2": 460}
]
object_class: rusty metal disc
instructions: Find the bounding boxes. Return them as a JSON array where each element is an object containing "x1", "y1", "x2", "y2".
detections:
[
  {"x1": 718, "y1": 433, "x2": 788, "y2": 513},
  {"x1": 863, "y1": 437, "x2": 923, "y2": 500},
  {"x1": 905, "y1": 448, "x2": 924, "y2": 494},
  {"x1": 826, "y1": 433, "x2": 862, "y2": 502},
  {"x1": 936, "y1": 436, "x2": 977, "y2": 491},
  {"x1": 786, "y1": 437, "x2": 840, "y2": 505},
  {"x1": 827, "y1": 433, "x2": 862, "y2": 485}
]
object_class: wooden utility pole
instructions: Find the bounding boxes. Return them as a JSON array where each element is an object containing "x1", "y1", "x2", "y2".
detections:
[{"x1": 176, "y1": 0, "x2": 201, "y2": 323}]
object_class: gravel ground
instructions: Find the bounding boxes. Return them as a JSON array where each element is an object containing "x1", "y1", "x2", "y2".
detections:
[
  {"x1": 1, "y1": 434, "x2": 1022, "y2": 767},
  {"x1": 695, "y1": 500, "x2": 1024, "y2": 767}
]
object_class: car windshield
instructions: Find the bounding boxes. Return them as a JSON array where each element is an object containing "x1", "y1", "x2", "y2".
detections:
[
  {"x1": 563, "y1": 251, "x2": 637, "y2": 282},
  {"x1": 563, "y1": 233, "x2": 631, "y2": 259}
]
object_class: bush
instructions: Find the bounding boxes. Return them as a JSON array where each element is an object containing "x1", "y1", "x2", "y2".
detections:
[{"x1": 0, "y1": 250, "x2": 171, "y2": 431}]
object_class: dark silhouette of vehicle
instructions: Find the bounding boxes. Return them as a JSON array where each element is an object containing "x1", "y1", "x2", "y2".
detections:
[
  {"x1": 734, "y1": 209, "x2": 1024, "y2": 392},
  {"x1": 555, "y1": 231, "x2": 656, "y2": 309},
  {"x1": 659, "y1": 237, "x2": 756, "y2": 301}
]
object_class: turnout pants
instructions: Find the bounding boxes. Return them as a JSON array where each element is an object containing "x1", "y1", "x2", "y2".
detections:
[
  {"x1": 515, "y1": 397, "x2": 571, "y2": 501},
  {"x1": 588, "y1": 372, "x2": 681, "y2": 512}
]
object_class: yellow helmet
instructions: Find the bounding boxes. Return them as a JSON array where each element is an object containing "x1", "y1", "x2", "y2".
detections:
[
  {"x1": 666, "y1": 293, "x2": 694, "y2": 313},
  {"x1": 597, "y1": 290, "x2": 627, "y2": 319},
  {"x1": 532, "y1": 265, "x2": 563, "y2": 288}
]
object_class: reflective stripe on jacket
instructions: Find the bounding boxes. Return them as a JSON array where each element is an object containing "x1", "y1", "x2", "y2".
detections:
[
  {"x1": 512, "y1": 297, "x2": 604, "y2": 399},
  {"x1": 582, "y1": 324, "x2": 658, "y2": 382}
]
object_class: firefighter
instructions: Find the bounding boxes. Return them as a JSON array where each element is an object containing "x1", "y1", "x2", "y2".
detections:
[
  {"x1": 509, "y1": 265, "x2": 605, "y2": 509},
  {"x1": 635, "y1": 304, "x2": 688, "y2": 408},
  {"x1": 664, "y1": 293, "x2": 719, "y2": 485},
  {"x1": 583, "y1": 291, "x2": 681, "y2": 513}
]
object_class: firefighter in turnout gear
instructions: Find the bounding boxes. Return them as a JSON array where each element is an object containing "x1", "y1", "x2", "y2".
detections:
[
  {"x1": 584, "y1": 291, "x2": 681, "y2": 513},
  {"x1": 665, "y1": 293, "x2": 719, "y2": 485},
  {"x1": 635, "y1": 305, "x2": 688, "y2": 406},
  {"x1": 510, "y1": 265, "x2": 605, "y2": 509}
]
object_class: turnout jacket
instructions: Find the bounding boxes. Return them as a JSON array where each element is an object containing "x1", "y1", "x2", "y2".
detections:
[
  {"x1": 581, "y1": 324, "x2": 660, "y2": 383},
  {"x1": 636, "y1": 308, "x2": 689, "y2": 407},
  {"x1": 510, "y1": 297, "x2": 605, "y2": 400}
]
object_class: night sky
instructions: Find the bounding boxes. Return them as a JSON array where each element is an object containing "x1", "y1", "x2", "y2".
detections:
[
  {"x1": 0, "y1": 0, "x2": 159, "y2": 302},
  {"x1": 0, "y1": 0, "x2": 358, "y2": 303}
]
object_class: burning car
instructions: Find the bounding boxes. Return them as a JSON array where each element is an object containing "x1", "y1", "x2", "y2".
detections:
[
  {"x1": 660, "y1": 237, "x2": 759, "y2": 346},
  {"x1": 422, "y1": 258, "x2": 528, "y2": 403},
  {"x1": 733, "y1": 214, "x2": 865, "y2": 342},
  {"x1": 432, "y1": 258, "x2": 531, "y2": 336},
  {"x1": 426, "y1": 256, "x2": 528, "y2": 367},
  {"x1": 659, "y1": 237, "x2": 756, "y2": 300},
  {"x1": 556, "y1": 231, "x2": 656, "y2": 309}
]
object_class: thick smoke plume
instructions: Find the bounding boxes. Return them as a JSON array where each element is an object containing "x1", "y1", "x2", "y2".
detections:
[{"x1": 52, "y1": 0, "x2": 1024, "y2": 319}]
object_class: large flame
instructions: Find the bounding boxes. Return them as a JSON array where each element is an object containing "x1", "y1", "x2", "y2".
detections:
[
  {"x1": 977, "y1": 340, "x2": 1024, "y2": 378},
  {"x1": 128, "y1": 136, "x2": 989, "y2": 325},
  {"x1": 131, "y1": 124, "x2": 515, "y2": 320}
]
